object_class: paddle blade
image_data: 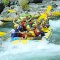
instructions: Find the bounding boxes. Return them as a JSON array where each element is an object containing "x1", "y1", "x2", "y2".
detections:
[
  {"x1": 0, "y1": 32, "x2": 6, "y2": 36},
  {"x1": 37, "y1": 13, "x2": 48, "y2": 23},
  {"x1": 46, "y1": 5, "x2": 52, "y2": 13}
]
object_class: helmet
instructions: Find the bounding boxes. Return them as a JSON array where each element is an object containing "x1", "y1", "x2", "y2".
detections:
[{"x1": 14, "y1": 24, "x2": 18, "y2": 29}]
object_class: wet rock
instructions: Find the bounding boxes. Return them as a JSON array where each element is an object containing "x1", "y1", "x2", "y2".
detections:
[
  {"x1": 0, "y1": 5, "x2": 23, "y2": 20},
  {"x1": 0, "y1": 3, "x2": 5, "y2": 14},
  {"x1": 0, "y1": 21, "x2": 4, "y2": 26},
  {"x1": 32, "y1": 0, "x2": 43, "y2": 3},
  {"x1": 29, "y1": 0, "x2": 43, "y2": 3}
]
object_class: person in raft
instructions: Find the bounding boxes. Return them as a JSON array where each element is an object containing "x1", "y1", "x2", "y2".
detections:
[
  {"x1": 18, "y1": 22, "x2": 27, "y2": 39},
  {"x1": 21, "y1": 18, "x2": 27, "y2": 31},
  {"x1": 32, "y1": 24, "x2": 40, "y2": 37},
  {"x1": 26, "y1": 25, "x2": 35, "y2": 38},
  {"x1": 10, "y1": 24, "x2": 19, "y2": 41}
]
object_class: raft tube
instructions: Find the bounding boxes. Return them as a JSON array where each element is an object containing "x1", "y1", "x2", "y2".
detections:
[
  {"x1": 12, "y1": 27, "x2": 52, "y2": 45},
  {"x1": 52, "y1": 11, "x2": 60, "y2": 16}
]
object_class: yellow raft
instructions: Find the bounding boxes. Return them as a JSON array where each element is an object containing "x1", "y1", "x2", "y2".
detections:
[
  {"x1": 44, "y1": 27, "x2": 52, "y2": 39},
  {"x1": 0, "y1": 32, "x2": 6, "y2": 36},
  {"x1": 12, "y1": 27, "x2": 52, "y2": 45}
]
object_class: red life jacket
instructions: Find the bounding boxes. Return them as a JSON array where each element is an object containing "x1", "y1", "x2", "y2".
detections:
[
  {"x1": 18, "y1": 33, "x2": 26, "y2": 38},
  {"x1": 34, "y1": 28, "x2": 40, "y2": 36},
  {"x1": 21, "y1": 21, "x2": 26, "y2": 31}
]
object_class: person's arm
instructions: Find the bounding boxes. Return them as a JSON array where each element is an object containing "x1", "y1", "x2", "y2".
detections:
[
  {"x1": 19, "y1": 31, "x2": 26, "y2": 34},
  {"x1": 7, "y1": 29, "x2": 14, "y2": 34}
]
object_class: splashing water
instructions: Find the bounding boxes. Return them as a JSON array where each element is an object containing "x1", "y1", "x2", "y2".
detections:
[
  {"x1": 49, "y1": 19, "x2": 60, "y2": 45},
  {"x1": 0, "y1": 19, "x2": 60, "y2": 60},
  {"x1": 49, "y1": 20, "x2": 60, "y2": 30}
]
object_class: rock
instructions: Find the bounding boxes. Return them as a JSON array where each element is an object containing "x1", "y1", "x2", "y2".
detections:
[
  {"x1": 32, "y1": 0, "x2": 43, "y2": 3},
  {"x1": 0, "y1": 21, "x2": 4, "y2": 26},
  {"x1": 0, "y1": 3, "x2": 5, "y2": 14}
]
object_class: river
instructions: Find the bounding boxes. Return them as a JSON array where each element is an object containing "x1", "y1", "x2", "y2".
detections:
[{"x1": 0, "y1": 19, "x2": 60, "y2": 60}]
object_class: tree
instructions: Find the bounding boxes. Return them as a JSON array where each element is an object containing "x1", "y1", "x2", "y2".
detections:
[{"x1": 2, "y1": 0, "x2": 10, "y2": 6}]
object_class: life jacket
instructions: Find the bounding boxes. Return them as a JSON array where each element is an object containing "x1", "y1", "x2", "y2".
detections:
[
  {"x1": 27, "y1": 30, "x2": 35, "y2": 37},
  {"x1": 21, "y1": 21, "x2": 27, "y2": 31},
  {"x1": 11, "y1": 29, "x2": 19, "y2": 37},
  {"x1": 18, "y1": 25, "x2": 23, "y2": 32},
  {"x1": 34, "y1": 28, "x2": 40, "y2": 36}
]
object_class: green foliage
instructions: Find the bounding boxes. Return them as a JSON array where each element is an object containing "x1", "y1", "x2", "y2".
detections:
[
  {"x1": 2, "y1": 0, "x2": 10, "y2": 6},
  {"x1": 22, "y1": 4, "x2": 29, "y2": 10},
  {"x1": 20, "y1": 0, "x2": 29, "y2": 10}
]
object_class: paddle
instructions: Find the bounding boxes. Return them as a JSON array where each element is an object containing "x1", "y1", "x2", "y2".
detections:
[
  {"x1": 0, "y1": 31, "x2": 29, "y2": 44},
  {"x1": 46, "y1": 5, "x2": 52, "y2": 13},
  {"x1": 0, "y1": 32, "x2": 7, "y2": 37}
]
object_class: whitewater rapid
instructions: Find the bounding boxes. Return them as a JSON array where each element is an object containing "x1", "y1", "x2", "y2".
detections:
[{"x1": 0, "y1": 20, "x2": 60, "y2": 60}]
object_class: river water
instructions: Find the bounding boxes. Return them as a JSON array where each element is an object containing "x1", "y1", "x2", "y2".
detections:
[
  {"x1": 0, "y1": 1, "x2": 60, "y2": 60},
  {"x1": 0, "y1": 19, "x2": 60, "y2": 60}
]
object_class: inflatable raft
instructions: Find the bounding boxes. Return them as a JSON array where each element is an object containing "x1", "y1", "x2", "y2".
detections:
[{"x1": 12, "y1": 27, "x2": 52, "y2": 45}]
